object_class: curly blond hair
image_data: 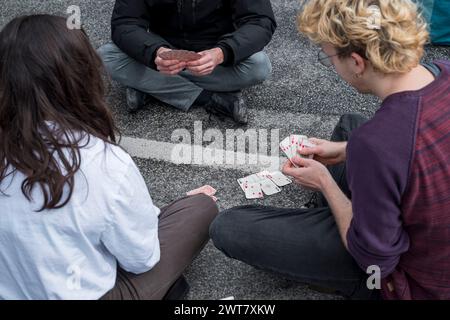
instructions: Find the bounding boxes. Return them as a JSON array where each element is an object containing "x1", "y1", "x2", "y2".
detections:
[{"x1": 298, "y1": 0, "x2": 429, "y2": 74}]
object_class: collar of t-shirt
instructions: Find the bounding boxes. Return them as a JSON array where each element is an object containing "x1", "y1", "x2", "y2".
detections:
[{"x1": 422, "y1": 62, "x2": 442, "y2": 78}]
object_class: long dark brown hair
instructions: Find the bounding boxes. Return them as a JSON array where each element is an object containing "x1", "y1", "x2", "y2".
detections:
[{"x1": 0, "y1": 15, "x2": 118, "y2": 211}]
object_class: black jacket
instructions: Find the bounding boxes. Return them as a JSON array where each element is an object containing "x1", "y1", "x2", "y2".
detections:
[{"x1": 111, "y1": 0, "x2": 277, "y2": 68}]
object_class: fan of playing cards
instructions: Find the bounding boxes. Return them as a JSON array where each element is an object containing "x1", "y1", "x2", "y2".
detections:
[
  {"x1": 237, "y1": 171, "x2": 292, "y2": 199},
  {"x1": 188, "y1": 135, "x2": 316, "y2": 201},
  {"x1": 159, "y1": 49, "x2": 202, "y2": 62},
  {"x1": 236, "y1": 134, "x2": 316, "y2": 200},
  {"x1": 279, "y1": 135, "x2": 315, "y2": 166}
]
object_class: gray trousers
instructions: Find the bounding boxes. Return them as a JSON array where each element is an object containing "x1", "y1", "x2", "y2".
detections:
[
  {"x1": 101, "y1": 194, "x2": 218, "y2": 300},
  {"x1": 97, "y1": 43, "x2": 272, "y2": 111}
]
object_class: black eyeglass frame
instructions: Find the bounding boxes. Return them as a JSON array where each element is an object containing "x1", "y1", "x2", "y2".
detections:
[{"x1": 317, "y1": 49, "x2": 340, "y2": 67}]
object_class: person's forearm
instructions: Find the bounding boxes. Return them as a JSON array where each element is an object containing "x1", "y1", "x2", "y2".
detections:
[
  {"x1": 338, "y1": 142, "x2": 348, "y2": 163},
  {"x1": 321, "y1": 175, "x2": 353, "y2": 249}
]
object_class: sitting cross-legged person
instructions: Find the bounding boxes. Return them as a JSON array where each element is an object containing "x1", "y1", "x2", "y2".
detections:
[
  {"x1": 210, "y1": 0, "x2": 450, "y2": 300},
  {"x1": 98, "y1": 0, "x2": 277, "y2": 124}
]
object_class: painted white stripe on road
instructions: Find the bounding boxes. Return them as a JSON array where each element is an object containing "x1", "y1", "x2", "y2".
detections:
[
  {"x1": 120, "y1": 112, "x2": 340, "y2": 173},
  {"x1": 120, "y1": 136, "x2": 283, "y2": 173}
]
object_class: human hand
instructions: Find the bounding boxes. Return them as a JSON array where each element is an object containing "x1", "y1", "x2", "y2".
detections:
[
  {"x1": 282, "y1": 156, "x2": 332, "y2": 192},
  {"x1": 298, "y1": 138, "x2": 347, "y2": 165},
  {"x1": 186, "y1": 47, "x2": 224, "y2": 76},
  {"x1": 155, "y1": 47, "x2": 186, "y2": 75}
]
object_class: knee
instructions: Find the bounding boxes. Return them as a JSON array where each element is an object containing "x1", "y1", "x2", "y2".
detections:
[
  {"x1": 190, "y1": 194, "x2": 219, "y2": 224},
  {"x1": 246, "y1": 52, "x2": 272, "y2": 84},
  {"x1": 96, "y1": 43, "x2": 123, "y2": 68},
  {"x1": 338, "y1": 113, "x2": 368, "y2": 130},
  {"x1": 209, "y1": 209, "x2": 241, "y2": 253},
  {"x1": 339, "y1": 113, "x2": 364, "y2": 123},
  {"x1": 209, "y1": 213, "x2": 227, "y2": 252},
  {"x1": 97, "y1": 43, "x2": 115, "y2": 59}
]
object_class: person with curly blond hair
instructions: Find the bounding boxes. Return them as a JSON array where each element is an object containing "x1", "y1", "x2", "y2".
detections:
[{"x1": 210, "y1": 0, "x2": 450, "y2": 300}]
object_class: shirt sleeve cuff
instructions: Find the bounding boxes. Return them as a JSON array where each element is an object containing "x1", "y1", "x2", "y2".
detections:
[
  {"x1": 217, "y1": 44, "x2": 233, "y2": 66},
  {"x1": 347, "y1": 224, "x2": 400, "y2": 279}
]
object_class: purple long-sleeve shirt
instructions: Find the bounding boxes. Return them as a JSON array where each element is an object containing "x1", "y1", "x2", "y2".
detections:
[
  {"x1": 346, "y1": 60, "x2": 450, "y2": 295},
  {"x1": 346, "y1": 93, "x2": 412, "y2": 277}
]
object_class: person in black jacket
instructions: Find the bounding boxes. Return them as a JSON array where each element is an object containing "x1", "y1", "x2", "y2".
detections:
[{"x1": 98, "y1": 0, "x2": 277, "y2": 124}]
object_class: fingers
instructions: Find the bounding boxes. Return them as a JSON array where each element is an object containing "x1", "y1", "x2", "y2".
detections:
[
  {"x1": 157, "y1": 62, "x2": 185, "y2": 71},
  {"x1": 186, "y1": 55, "x2": 210, "y2": 67},
  {"x1": 291, "y1": 156, "x2": 312, "y2": 168},
  {"x1": 187, "y1": 60, "x2": 214, "y2": 73},
  {"x1": 308, "y1": 138, "x2": 326, "y2": 145},
  {"x1": 297, "y1": 146, "x2": 321, "y2": 156},
  {"x1": 281, "y1": 160, "x2": 295, "y2": 176},
  {"x1": 189, "y1": 65, "x2": 215, "y2": 76},
  {"x1": 156, "y1": 59, "x2": 186, "y2": 75},
  {"x1": 155, "y1": 56, "x2": 183, "y2": 68}
]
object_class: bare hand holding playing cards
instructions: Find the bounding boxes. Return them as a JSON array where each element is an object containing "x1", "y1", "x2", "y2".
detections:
[
  {"x1": 293, "y1": 138, "x2": 349, "y2": 166},
  {"x1": 279, "y1": 135, "x2": 342, "y2": 192},
  {"x1": 156, "y1": 48, "x2": 202, "y2": 75},
  {"x1": 156, "y1": 47, "x2": 224, "y2": 77},
  {"x1": 279, "y1": 135, "x2": 316, "y2": 167}
]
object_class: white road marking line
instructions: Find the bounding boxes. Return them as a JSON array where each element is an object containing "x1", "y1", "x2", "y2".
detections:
[
  {"x1": 120, "y1": 112, "x2": 340, "y2": 173},
  {"x1": 120, "y1": 136, "x2": 283, "y2": 173}
]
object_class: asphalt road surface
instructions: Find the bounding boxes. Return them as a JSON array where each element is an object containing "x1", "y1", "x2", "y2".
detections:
[{"x1": 1, "y1": 0, "x2": 449, "y2": 300}]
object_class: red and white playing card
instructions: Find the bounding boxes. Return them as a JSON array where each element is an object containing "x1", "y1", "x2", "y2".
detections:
[
  {"x1": 267, "y1": 171, "x2": 292, "y2": 187},
  {"x1": 280, "y1": 136, "x2": 295, "y2": 160},
  {"x1": 256, "y1": 170, "x2": 271, "y2": 179},
  {"x1": 243, "y1": 182, "x2": 264, "y2": 199},
  {"x1": 260, "y1": 178, "x2": 282, "y2": 196},
  {"x1": 297, "y1": 139, "x2": 315, "y2": 159},
  {"x1": 280, "y1": 134, "x2": 315, "y2": 165},
  {"x1": 238, "y1": 170, "x2": 292, "y2": 199},
  {"x1": 289, "y1": 135, "x2": 307, "y2": 158},
  {"x1": 237, "y1": 174, "x2": 260, "y2": 192}
]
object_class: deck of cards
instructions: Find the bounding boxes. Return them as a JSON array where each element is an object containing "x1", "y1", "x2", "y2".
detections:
[
  {"x1": 280, "y1": 135, "x2": 315, "y2": 167},
  {"x1": 237, "y1": 171, "x2": 292, "y2": 199},
  {"x1": 159, "y1": 49, "x2": 202, "y2": 62}
]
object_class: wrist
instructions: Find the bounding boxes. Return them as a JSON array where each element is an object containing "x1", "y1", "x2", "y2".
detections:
[
  {"x1": 213, "y1": 47, "x2": 225, "y2": 65},
  {"x1": 319, "y1": 170, "x2": 335, "y2": 194},
  {"x1": 338, "y1": 142, "x2": 348, "y2": 162},
  {"x1": 156, "y1": 46, "x2": 169, "y2": 56}
]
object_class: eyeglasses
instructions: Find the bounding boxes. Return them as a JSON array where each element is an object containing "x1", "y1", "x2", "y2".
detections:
[{"x1": 318, "y1": 49, "x2": 340, "y2": 67}]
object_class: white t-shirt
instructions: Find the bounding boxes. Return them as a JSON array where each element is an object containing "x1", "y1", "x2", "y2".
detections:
[{"x1": 0, "y1": 135, "x2": 161, "y2": 300}]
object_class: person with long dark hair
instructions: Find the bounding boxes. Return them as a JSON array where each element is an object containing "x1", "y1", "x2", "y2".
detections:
[{"x1": 0, "y1": 14, "x2": 218, "y2": 300}]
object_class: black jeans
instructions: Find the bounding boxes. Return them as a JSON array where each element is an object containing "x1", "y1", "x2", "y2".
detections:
[{"x1": 210, "y1": 114, "x2": 380, "y2": 299}]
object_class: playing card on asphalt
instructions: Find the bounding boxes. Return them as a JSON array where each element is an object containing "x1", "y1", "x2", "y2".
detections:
[
  {"x1": 268, "y1": 171, "x2": 292, "y2": 187},
  {"x1": 237, "y1": 174, "x2": 261, "y2": 192},
  {"x1": 260, "y1": 178, "x2": 282, "y2": 196},
  {"x1": 244, "y1": 182, "x2": 264, "y2": 199}
]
